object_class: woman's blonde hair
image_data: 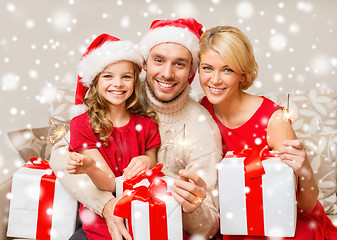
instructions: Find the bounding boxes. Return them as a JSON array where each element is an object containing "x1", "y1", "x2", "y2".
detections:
[
  {"x1": 83, "y1": 62, "x2": 157, "y2": 144},
  {"x1": 199, "y1": 26, "x2": 258, "y2": 90}
]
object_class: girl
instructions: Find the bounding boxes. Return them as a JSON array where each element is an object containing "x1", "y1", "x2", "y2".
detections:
[
  {"x1": 66, "y1": 34, "x2": 161, "y2": 240},
  {"x1": 199, "y1": 26, "x2": 337, "y2": 239}
]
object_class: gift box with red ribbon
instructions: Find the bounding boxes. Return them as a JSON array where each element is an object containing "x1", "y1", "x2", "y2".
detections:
[
  {"x1": 218, "y1": 147, "x2": 297, "y2": 237},
  {"x1": 114, "y1": 164, "x2": 183, "y2": 240},
  {"x1": 7, "y1": 158, "x2": 78, "y2": 240}
]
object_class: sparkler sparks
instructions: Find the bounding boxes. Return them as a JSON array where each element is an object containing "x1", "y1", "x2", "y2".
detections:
[{"x1": 40, "y1": 119, "x2": 74, "y2": 151}]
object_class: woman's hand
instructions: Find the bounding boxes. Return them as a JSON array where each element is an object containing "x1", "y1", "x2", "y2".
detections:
[
  {"x1": 66, "y1": 152, "x2": 95, "y2": 174},
  {"x1": 122, "y1": 155, "x2": 153, "y2": 180},
  {"x1": 279, "y1": 140, "x2": 312, "y2": 177}
]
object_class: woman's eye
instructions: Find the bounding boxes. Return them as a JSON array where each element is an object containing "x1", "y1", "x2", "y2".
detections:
[
  {"x1": 224, "y1": 68, "x2": 234, "y2": 73},
  {"x1": 203, "y1": 66, "x2": 212, "y2": 71}
]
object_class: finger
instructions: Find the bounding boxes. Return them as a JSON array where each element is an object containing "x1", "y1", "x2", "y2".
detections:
[
  {"x1": 171, "y1": 191, "x2": 199, "y2": 214},
  {"x1": 279, "y1": 145, "x2": 303, "y2": 156},
  {"x1": 123, "y1": 160, "x2": 137, "y2": 176},
  {"x1": 174, "y1": 178, "x2": 205, "y2": 199},
  {"x1": 125, "y1": 165, "x2": 144, "y2": 179},
  {"x1": 281, "y1": 159, "x2": 299, "y2": 171},
  {"x1": 283, "y1": 139, "x2": 304, "y2": 150},
  {"x1": 178, "y1": 169, "x2": 207, "y2": 188},
  {"x1": 108, "y1": 221, "x2": 123, "y2": 240},
  {"x1": 173, "y1": 184, "x2": 199, "y2": 204},
  {"x1": 67, "y1": 169, "x2": 77, "y2": 174},
  {"x1": 180, "y1": 175, "x2": 189, "y2": 182},
  {"x1": 115, "y1": 217, "x2": 132, "y2": 240}
]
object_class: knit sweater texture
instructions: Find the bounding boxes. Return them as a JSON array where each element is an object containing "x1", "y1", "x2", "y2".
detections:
[{"x1": 144, "y1": 82, "x2": 223, "y2": 238}]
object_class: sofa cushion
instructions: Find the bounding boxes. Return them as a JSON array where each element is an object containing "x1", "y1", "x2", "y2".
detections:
[
  {"x1": 7, "y1": 118, "x2": 69, "y2": 162},
  {"x1": 303, "y1": 131, "x2": 337, "y2": 214}
]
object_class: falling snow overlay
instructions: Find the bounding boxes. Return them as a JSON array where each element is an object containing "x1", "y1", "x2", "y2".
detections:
[{"x1": 1, "y1": 0, "x2": 337, "y2": 238}]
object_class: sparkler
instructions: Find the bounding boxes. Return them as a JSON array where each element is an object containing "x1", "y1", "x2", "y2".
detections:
[
  {"x1": 160, "y1": 125, "x2": 196, "y2": 167},
  {"x1": 283, "y1": 93, "x2": 292, "y2": 123},
  {"x1": 40, "y1": 119, "x2": 74, "y2": 151}
]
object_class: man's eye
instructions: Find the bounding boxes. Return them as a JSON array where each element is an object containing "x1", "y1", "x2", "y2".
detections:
[
  {"x1": 155, "y1": 59, "x2": 162, "y2": 63},
  {"x1": 176, "y1": 62, "x2": 185, "y2": 67}
]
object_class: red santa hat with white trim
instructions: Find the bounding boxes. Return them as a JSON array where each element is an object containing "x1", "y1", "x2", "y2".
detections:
[
  {"x1": 139, "y1": 18, "x2": 203, "y2": 84},
  {"x1": 70, "y1": 33, "x2": 143, "y2": 118}
]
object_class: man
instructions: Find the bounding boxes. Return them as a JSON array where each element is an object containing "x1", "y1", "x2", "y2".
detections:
[{"x1": 50, "y1": 18, "x2": 222, "y2": 240}]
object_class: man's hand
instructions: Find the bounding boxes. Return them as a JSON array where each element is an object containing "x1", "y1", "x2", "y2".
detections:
[
  {"x1": 172, "y1": 169, "x2": 207, "y2": 213},
  {"x1": 102, "y1": 197, "x2": 132, "y2": 240}
]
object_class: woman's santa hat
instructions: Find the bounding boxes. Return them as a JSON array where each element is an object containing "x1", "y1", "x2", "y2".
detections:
[
  {"x1": 139, "y1": 18, "x2": 203, "y2": 84},
  {"x1": 71, "y1": 33, "x2": 142, "y2": 118}
]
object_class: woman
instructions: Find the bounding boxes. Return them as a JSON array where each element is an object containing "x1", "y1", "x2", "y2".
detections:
[{"x1": 199, "y1": 26, "x2": 337, "y2": 239}]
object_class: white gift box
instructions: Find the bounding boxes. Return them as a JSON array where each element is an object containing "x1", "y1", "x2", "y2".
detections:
[
  {"x1": 218, "y1": 151, "x2": 297, "y2": 237},
  {"x1": 7, "y1": 159, "x2": 78, "y2": 240},
  {"x1": 115, "y1": 175, "x2": 182, "y2": 240}
]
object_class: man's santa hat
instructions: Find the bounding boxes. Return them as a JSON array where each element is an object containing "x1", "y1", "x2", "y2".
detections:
[
  {"x1": 71, "y1": 33, "x2": 142, "y2": 118},
  {"x1": 139, "y1": 18, "x2": 203, "y2": 84}
]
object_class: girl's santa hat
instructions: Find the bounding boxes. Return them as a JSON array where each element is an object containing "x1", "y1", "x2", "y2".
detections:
[
  {"x1": 71, "y1": 33, "x2": 142, "y2": 118},
  {"x1": 139, "y1": 18, "x2": 203, "y2": 84}
]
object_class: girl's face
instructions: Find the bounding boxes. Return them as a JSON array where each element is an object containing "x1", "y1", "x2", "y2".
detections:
[
  {"x1": 97, "y1": 60, "x2": 135, "y2": 110},
  {"x1": 199, "y1": 49, "x2": 245, "y2": 105}
]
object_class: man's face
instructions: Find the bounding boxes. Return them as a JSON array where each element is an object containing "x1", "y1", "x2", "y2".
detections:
[{"x1": 144, "y1": 43, "x2": 193, "y2": 102}]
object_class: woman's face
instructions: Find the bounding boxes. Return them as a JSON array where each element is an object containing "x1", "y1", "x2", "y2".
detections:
[
  {"x1": 199, "y1": 49, "x2": 244, "y2": 105},
  {"x1": 97, "y1": 60, "x2": 135, "y2": 110}
]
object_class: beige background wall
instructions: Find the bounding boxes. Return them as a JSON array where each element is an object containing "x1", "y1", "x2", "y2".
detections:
[{"x1": 1, "y1": 0, "x2": 336, "y2": 169}]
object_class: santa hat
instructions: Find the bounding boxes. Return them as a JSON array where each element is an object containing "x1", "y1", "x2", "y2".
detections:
[
  {"x1": 139, "y1": 18, "x2": 203, "y2": 84},
  {"x1": 71, "y1": 33, "x2": 143, "y2": 118}
]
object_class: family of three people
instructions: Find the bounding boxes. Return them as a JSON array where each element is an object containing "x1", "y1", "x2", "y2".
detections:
[{"x1": 50, "y1": 18, "x2": 337, "y2": 240}]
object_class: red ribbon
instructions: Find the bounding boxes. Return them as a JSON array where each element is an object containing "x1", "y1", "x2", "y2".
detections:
[
  {"x1": 226, "y1": 146, "x2": 280, "y2": 236},
  {"x1": 114, "y1": 164, "x2": 171, "y2": 240},
  {"x1": 24, "y1": 158, "x2": 56, "y2": 240}
]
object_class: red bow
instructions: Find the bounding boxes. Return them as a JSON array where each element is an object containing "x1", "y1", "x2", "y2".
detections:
[
  {"x1": 114, "y1": 164, "x2": 171, "y2": 240},
  {"x1": 232, "y1": 146, "x2": 279, "y2": 179}
]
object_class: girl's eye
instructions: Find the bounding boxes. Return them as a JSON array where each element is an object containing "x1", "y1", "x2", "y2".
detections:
[
  {"x1": 123, "y1": 75, "x2": 132, "y2": 79},
  {"x1": 102, "y1": 74, "x2": 112, "y2": 78}
]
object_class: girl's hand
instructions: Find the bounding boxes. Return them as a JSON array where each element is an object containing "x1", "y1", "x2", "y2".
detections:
[
  {"x1": 122, "y1": 155, "x2": 152, "y2": 180},
  {"x1": 66, "y1": 152, "x2": 95, "y2": 174},
  {"x1": 279, "y1": 140, "x2": 312, "y2": 178}
]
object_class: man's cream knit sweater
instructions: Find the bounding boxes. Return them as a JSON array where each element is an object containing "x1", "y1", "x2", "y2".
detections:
[{"x1": 144, "y1": 83, "x2": 223, "y2": 238}]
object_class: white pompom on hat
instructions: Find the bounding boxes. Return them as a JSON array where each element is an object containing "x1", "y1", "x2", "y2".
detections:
[
  {"x1": 139, "y1": 18, "x2": 203, "y2": 84},
  {"x1": 70, "y1": 33, "x2": 142, "y2": 118}
]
